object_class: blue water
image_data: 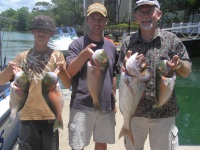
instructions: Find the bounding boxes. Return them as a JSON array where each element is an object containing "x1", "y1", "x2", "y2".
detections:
[{"x1": 1, "y1": 31, "x2": 200, "y2": 145}]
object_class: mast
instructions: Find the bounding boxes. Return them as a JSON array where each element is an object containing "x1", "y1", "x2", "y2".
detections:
[{"x1": 0, "y1": 16, "x2": 18, "y2": 70}]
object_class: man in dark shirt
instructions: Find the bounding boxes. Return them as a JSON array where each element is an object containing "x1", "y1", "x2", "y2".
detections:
[
  {"x1": 120, "y1": 0, "x2": 192, "y2": 149},
  {"x1": 66, "y1": 3, "x2": 119, "y2": 150}
]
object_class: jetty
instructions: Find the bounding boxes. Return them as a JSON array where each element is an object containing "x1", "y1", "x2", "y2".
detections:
[{"x1": 58, "y1": 89, "x2": 200, "y2": 150}]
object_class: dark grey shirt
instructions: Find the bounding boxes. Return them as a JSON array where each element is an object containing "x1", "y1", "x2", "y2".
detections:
[
  {"x1": 120, "y1": 28, "x2": 191, "y2": 119},
  {"x1": 67, "y1": 35, "x2": 119, "y2": 111}
]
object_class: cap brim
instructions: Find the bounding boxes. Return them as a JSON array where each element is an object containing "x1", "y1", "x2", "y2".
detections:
[
  {"x1": 134, "y1": 2, "x2": 159, "y2": 10},
  {"x1": 87, "y1": 11, "x2": 107, "y2": 17},
  {"x1": 30, "y1": 27, "x2": 55, "y2": 32}
]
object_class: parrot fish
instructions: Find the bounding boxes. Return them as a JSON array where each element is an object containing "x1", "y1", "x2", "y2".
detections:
[
  {"x1": 154, "y1": 60, "x2": 176, "y2": 108},
  {"x1": 87, "y1": 49, "x2": 109, "y2": 111},
  {"x1": 9, "y1": 71, "x2": 30, "y2": 126},
  {"x1": 118, "y1": 52, "x2": 150, "y2": 145},
  {"x1": 41, "y1": 72, "x2": 64, "y2": 132}
]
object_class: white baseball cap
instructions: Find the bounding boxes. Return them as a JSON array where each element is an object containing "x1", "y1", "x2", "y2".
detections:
[{"x1": 134, "y1": 0, "x2": 160, "y2": 10}]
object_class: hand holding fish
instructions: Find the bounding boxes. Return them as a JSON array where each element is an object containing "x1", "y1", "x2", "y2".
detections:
[
  {"x1": 83, "y1": 43, "x2": 96, "y2": 59},
  {"x1": 166, "y1": 55, "x2": 181, "y2": 70},
  {"x1": 87, "y1": 49, "x2": 109, "y2": 111},
  {"x1": 9, "y1": 71, "x2": 30, "y2": 126},
  {"x1": 41, "y1": 71, "x2": 64, "y2": 132},
  {"x1": 8, "y1": 61, "x2": 22, "y2": 75},
  {"x1": 54, "y1": 61, "x2": 64, "y2": 75},
  {"x1": 119, "y1": 52, "x2": 150, "y2": 145}
]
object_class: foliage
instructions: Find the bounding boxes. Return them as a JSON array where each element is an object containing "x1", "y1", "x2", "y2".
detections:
[
  {"x1": 106, "y1": 21, "x2": 139, "y2": 32},
  {"x1": 0, "y1": 0, "x2": 199, "y2": 31}
]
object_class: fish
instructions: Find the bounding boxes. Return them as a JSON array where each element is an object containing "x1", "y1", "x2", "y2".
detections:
[
  {"x1": 41, "y1": 71, "x2": 64, "y2": 132},
  {"x1": 87, "y1": 49, "x2": 109, "y2": 111},
  {"x1": 9, "y1": 71, "x2": 30, "y2": 126},
  {"x1": 154, "y1": 60, "x2": 176, "y2": 108},
  {"x1": 118, "y1": 52, "x2": 150, "y2": 145}
]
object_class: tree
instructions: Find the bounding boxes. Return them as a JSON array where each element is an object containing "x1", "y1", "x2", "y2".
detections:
[
  {"x1": 17, "y1": 7, "x2": 30, "y2": 31},
  {"x1": 51, "y1": 0, "x2": 84, "y2": 26}
]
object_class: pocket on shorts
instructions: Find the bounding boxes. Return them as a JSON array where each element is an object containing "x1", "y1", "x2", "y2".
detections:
[{"x1": 171, "y1": 126, "x2": 179, "y2": 150}]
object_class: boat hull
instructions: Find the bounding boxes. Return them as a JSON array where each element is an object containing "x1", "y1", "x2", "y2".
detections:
[{"x1": 0, "y1": 84, "x2": 20, "y2": 150}]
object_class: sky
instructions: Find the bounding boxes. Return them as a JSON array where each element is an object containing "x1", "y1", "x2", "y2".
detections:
[{"x1": 0, "y1": 0, "x2": 52, "y2": 13}]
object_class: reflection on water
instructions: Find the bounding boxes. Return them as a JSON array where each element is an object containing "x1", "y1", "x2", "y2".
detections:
[{"x1": 1, "y1": 31, "x2": 200, "y2": 145}]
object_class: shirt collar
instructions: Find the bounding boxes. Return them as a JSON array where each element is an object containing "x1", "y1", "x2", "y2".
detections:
[{"x1": 132, "y1": 28, "x2": 164, "y2": 43}]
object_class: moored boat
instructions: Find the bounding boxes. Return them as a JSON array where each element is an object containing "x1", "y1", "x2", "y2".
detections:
[{"x1": 48, "y1": 27, "x2": 78, "y2": 57}]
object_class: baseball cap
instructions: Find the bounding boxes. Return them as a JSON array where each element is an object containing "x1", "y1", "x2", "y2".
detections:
[
  {"x1": 87, "y1": 3, "x2": 107, "y2": 17},
  {"x1": 30, "y1": 15, "x2": 56, "y2": 32},
  {"x1": 134, "y1": 0, "x2": 160, "y2": 10}
]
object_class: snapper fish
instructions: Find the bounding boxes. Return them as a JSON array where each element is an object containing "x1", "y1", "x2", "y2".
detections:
[
  {"x1": 87, "y1": 49, "x2": 109, "y2": 111},
  {"x1": 41, "y1": 71, "x2": 64, "y2": 132},
  {"x1": 118, "y1": 52, "x2": 150, "y2": 145},
  {"x1": 154, "y1": 60, "x2": 176, "y2": 108},
  {"x1": 9, "y1": 71, "x2": 30, "y2": 126}
]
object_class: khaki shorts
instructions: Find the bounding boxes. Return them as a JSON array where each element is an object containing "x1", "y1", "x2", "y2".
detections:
[
  {"x1": 124, "y1": 116, "x2": 179, "y2": 150},
  {"x1": 68, "y1": 109, "x2": 116, "y2": 149}
]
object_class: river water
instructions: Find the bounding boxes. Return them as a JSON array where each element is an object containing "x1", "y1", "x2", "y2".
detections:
[{"x1": 1, "y1": 31, "x2": 200, "y2": 145}]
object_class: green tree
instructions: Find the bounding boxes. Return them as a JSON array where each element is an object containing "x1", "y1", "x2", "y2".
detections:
[
  {"x1": 17, "y1": 7, "x2": 30, "y2": 31},
  {"x1": 51, "y1": 0, "x2": 84, "y2": 26}
]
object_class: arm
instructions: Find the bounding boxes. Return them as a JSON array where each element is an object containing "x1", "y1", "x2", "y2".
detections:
[
  {"x1": 113, "y1": 76, "x2": 117, "y2": 113},
  {"x1": 0, "y1": 61, "x2": 17, "y2": 85},
  {"x1": 67, "y1": 43, "x2": 96, "y2": 77},
  {"x1": 56, "y1": 62, "x2": 71, "y2": 89}
]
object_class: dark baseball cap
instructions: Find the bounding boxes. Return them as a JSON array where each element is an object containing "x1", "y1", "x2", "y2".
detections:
[
  {"x1": 30, "y1": 15, "x2": 56, "y2": 32},
  {"x1": 134, "y1": 0, "x2": 160, "y2": 10}
]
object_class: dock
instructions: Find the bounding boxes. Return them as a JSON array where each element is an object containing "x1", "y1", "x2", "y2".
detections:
[{"x1": 60, "y1": 89, "x2": 200, "y2": 150}]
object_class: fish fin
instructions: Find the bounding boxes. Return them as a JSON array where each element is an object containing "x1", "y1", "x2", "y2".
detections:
[
  {"x1": 53, "y1": 119, "x2": 63, "y2": 132},
  {"x1": 153, "y1": 103, "x2": 161, "y2": 109},
  {"x1": 119, "y1": 127, "x2": 134, "y2": 145}
]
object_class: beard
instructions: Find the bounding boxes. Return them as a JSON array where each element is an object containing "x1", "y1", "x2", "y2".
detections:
[{"x1": 140, "y1": 18, "x2": 153, "y2": 30}]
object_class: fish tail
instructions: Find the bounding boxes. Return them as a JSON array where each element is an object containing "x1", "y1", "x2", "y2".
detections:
[
  {"x1": 8, "y1": 110, "x2": 17, "y2": 126},
  {"x1": 118, "y1": 127, "x2": 134, "y2": 145},
  {"x1": 93, "y1": 104, "x2": 101, "y2": 111},
  {"x1": 93, "y1": 100, "x2": 101, "y2": 111},
  {"x1": 53, "y1": 119, "x2": 63, "y2": 132}
]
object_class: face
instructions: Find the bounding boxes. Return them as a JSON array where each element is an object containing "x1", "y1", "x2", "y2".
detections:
[
  {"x1": 32, "y1": 29, "x2": 54, "y2": 45},
  {"x1": 134, "y1": 5, "x2": 162, "y2": 31},
  {"x1": 87, "y1": 12, "x2": 107, "y2": 36}
]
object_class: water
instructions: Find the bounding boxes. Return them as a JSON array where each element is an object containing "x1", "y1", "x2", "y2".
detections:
[
  {"x1": 1, "y1": 31, "x2": 34, "y2": 65},
  {"x1": 1, "y1": 31, "x2": 200, "y2": 146},
  {"x1": 175, "y1": 57, "x2": 200, "y2": 145}
]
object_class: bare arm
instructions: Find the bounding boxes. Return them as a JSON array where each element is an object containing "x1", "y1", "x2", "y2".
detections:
[
  {"x1": 54, "y1": 61, "x2": 71, "y2": 89},
  {"x1": 0, "y1": 61, "x2": 18, "y2": 85},
  {"x1": 113, "y1": 76, "x2": 117, "y2": 113},
  {"x1": 67, "y1": 43, "x2": 96, "y2": 77}
]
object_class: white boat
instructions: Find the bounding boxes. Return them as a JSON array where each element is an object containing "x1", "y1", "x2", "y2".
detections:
[
  {"x1": 48, "y1": 27, "x2": 78, "y2": 57},
  {"x1": 0, "y1": 16, "x2": 20, "y2": 150}
]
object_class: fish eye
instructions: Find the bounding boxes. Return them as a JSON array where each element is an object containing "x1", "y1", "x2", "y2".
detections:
[{"x1": 139, "y1": 66, "x2": 145, "y2": 71}]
